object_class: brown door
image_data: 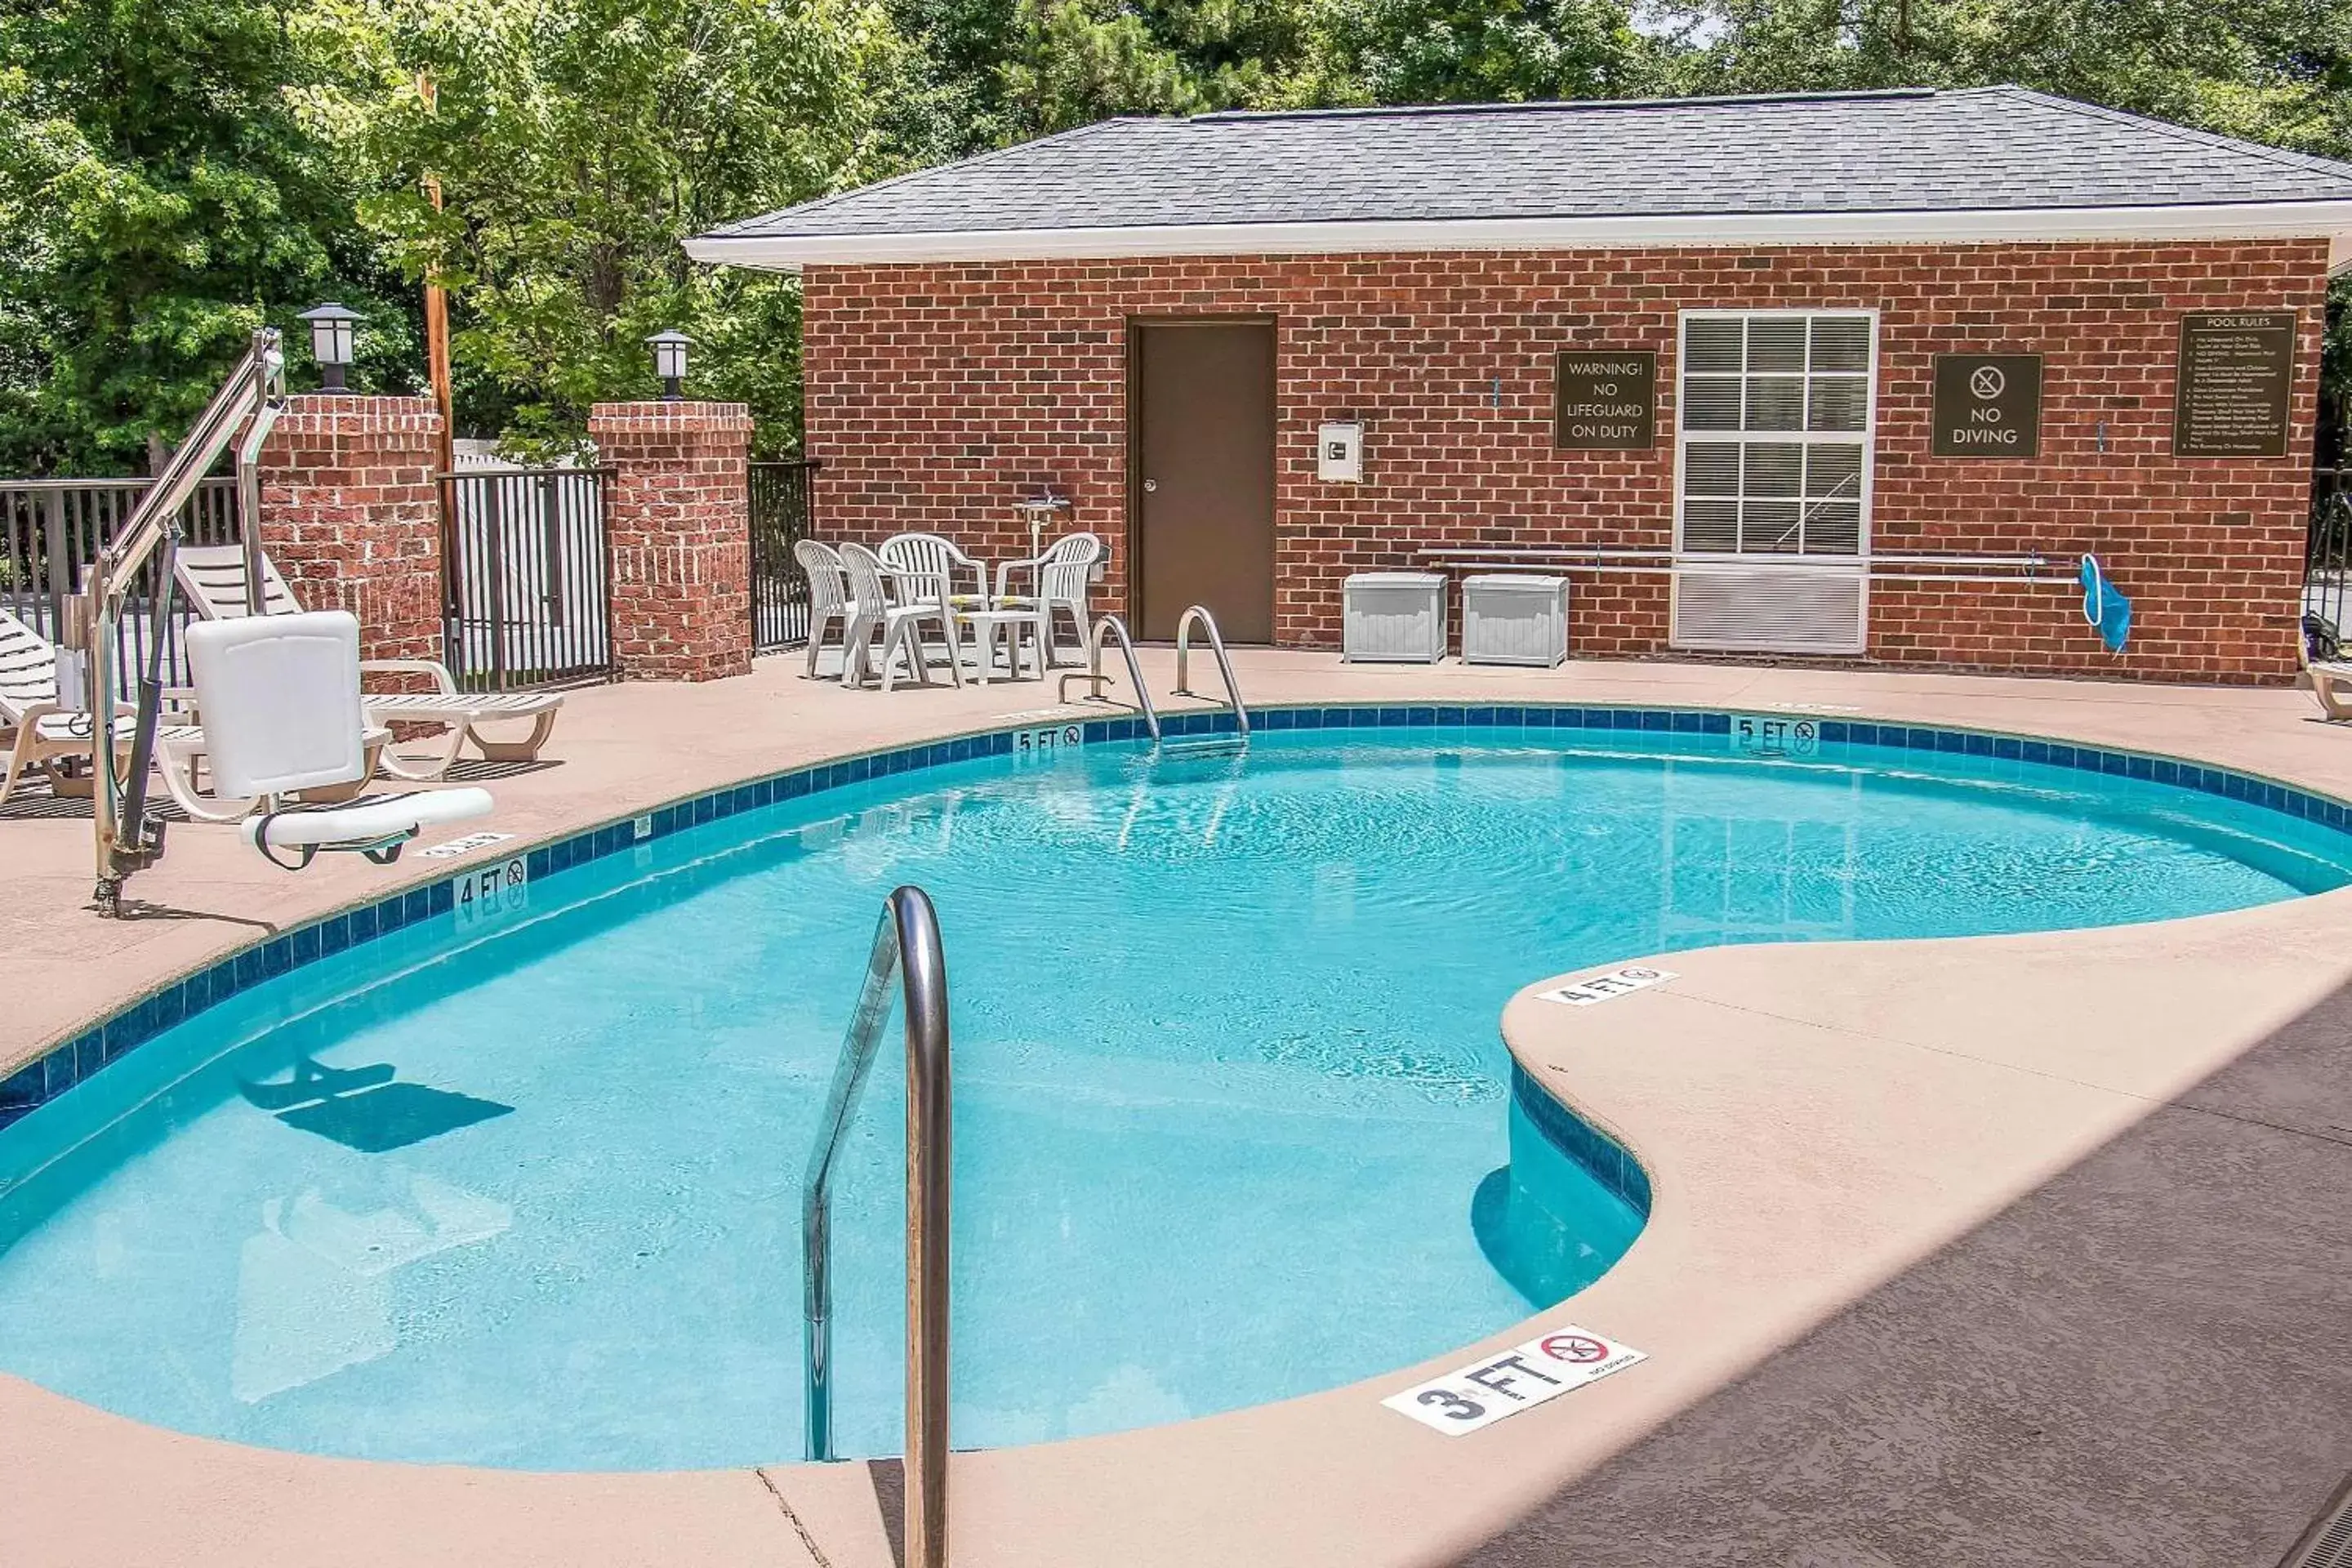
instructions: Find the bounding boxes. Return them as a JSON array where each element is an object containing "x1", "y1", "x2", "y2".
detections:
[{"x1": 1134, "y1": 321, "x2": 1276, "y2": 642}]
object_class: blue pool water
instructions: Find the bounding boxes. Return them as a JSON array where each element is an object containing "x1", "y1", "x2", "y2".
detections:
[{"x1": 2, "y1": 724, "x2": 2350, "y2": 1471}]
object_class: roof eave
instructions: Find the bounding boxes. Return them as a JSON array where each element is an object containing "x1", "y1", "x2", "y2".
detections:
[{"x1": 684, "y1": 201, "x2": 2352, "y2": 272}]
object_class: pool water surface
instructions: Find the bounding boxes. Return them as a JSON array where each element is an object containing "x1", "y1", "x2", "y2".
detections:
[{"x1": 1, "y1": 724, "x2": 2346, "y2": 1469}]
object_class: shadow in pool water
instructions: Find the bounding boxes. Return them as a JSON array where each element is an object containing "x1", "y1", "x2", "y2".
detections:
[{"x1": 239, "y1": 1058, "x2": 513, "y2": 1153}]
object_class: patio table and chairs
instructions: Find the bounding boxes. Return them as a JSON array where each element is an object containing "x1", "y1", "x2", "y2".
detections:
[{"x1": 806, "y1": 529, "x2": 1103, "y2": 690}]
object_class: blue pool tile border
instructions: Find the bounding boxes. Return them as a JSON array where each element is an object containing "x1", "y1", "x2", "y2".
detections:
[
  {"x1": 1512, "y1": 1062, "x2": 1651, "y2": 1217},
  {"x1": 7, "y1": 702, "x2": 2350, "y2": 1134}
]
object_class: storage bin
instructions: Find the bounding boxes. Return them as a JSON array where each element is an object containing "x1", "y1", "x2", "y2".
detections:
[
  {"x1": 1463, "y1": 574, "x2": 1570, "y2": 667},
  {"x1": 1342, "y1": 572, "x2": 1447, "y2": 663}
]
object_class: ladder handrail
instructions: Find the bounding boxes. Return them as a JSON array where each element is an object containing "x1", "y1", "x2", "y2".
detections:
[
  {"x1": 1056, "y1": 612, "x2": 1160, "y2": 742},
  {"x1": 802, "y1": 885, "x2": 951, "y2": 1568},
  {"x1": 1172, "y1": 604, "x2": 1251, "y2": 741}
]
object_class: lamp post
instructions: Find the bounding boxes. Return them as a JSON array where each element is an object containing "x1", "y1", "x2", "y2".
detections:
[
  {"x1": 298, "y1": 302, "x2": 362, "y2": 391},
  {"x1": 647, "y1": 329, "x2": 692, "y2": 401}
]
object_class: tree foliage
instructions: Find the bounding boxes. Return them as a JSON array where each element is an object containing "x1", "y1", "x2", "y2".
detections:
[
  {"x1": 1, "y1": 0, "x2": 2347, "y2": 469},
  {"x1": 354, "y1": 0, "x2": 896, "y2": 456},
  {"x1": 0, "y1": 0, "x2": 416, "y2": 472}
]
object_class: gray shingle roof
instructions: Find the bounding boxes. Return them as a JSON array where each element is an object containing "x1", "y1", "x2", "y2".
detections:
[{"x1": 691, "y1": 87, "x2": 2352, "y2": 262}]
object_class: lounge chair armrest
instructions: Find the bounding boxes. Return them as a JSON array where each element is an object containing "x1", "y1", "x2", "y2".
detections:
[{"x1": 361, "y1": 658, "x2": 461, "y2": 695}]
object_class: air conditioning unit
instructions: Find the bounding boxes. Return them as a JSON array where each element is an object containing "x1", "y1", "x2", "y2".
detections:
[
  {"x1": 1670, "y1": 563, "x2": 1867, "y2": 655},
  {"x1": 1343, "y1": 572, "x2": 1447, "y2": 662},
  {"x1": 1463, "y1": 575, "x2": 1570, "y2": 667}
]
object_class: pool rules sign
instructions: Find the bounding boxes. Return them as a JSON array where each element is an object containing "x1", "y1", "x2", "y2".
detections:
[
  {"x1": 1931, "y1": 354, "x2": 2042, "y2": 457},
  {"x1": 1383, "y1": 1323, "x2": 1647, "y2": 1436},
  {"x1": 2173, "y1": 311, "x2": 2295, "y2": 457}
]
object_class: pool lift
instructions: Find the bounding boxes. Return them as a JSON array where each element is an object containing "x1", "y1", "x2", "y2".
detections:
[
  {"x1": 61, "y1": 329, "x2": 287, "y2": 917},
  {"x1": 64, "y1": 330, "x2": 490, "y2": 916}
]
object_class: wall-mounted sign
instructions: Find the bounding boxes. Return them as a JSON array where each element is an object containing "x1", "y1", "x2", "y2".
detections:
[
  {"x1": 1931, "y1": 354, "x2": 2042, "y2": 457},
  {"x1": 2173, "y1": 311, "x2": 2296, "y2": 458},
  {"x1": 1555, "y1": 352, "x2": 1655, "y2": 449}
]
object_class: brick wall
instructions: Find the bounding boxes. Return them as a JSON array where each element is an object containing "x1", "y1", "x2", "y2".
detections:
[
  {"x1": 802, "y1": 240, "x2": 2332, "y2": 682},
  {"x1": 588, "y1": 400, "x2": 754, "y2": 682},
  {"x1": 256, "y1": 394, "x2": 444, "y2": 663}
]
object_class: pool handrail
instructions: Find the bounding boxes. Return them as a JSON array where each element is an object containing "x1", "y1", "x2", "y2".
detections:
[
  {"x1": 1056, "y1": 612, "x2": 1161, "y2": 743},
  {"x1": 1171, "y1": 604, "x2": 1251, "y2": 742},
  {"x1": 801, "y1": 884, "x2": 951, "y2": 1568}
]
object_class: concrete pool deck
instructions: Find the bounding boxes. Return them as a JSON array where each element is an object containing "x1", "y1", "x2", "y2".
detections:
[{"x1": 2, "y1": 649, "x2": 2350, "y2": 1566}]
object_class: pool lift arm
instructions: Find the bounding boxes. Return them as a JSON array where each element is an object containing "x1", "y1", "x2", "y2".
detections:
[{"x1": 65, "y1": 328, "x2": 287, "y2": 918}]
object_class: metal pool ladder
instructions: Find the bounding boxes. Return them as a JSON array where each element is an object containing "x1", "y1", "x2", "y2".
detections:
[
  {"x1": 1172, "y1": 604, "x2": 1251, "y2": 749},
  {"x1": 802, "y1": 884, "x2": 951, "y2": 1568},
  {"x1": 1057, "y1": 612, "x2": 1160, "y2": 743}
]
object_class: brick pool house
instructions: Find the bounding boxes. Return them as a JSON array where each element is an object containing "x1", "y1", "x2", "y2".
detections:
[{"x1": 688, "y1": 87, "x2": 2352, "y2": 681}]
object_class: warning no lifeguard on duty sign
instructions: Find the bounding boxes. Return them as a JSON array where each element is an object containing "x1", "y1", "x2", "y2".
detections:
[{"x1": 1383, "y1": 1325, "x2": 1647, "y2": 1436}]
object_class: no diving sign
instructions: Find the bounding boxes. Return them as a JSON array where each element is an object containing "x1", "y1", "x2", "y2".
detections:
[{"x1": 1383, "y1": 1323, "x2": 1647, "y2": 1436}]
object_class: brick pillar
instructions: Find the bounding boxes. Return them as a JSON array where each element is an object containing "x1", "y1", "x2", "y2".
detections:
[
  {"x1": 589, "y1": 400, "x2": 754, "y2": 682},
  {"x1": 255, "y1": 394, "x2": 445, "y2": 663}
]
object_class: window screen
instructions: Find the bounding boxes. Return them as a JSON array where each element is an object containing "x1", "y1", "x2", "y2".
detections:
[{"x1": 1677, "y1": 313, "x2": 1873, "y2": 559}]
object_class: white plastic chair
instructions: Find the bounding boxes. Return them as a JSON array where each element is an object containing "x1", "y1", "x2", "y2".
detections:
[
  {"x1": 880, "y1": 534, "x2": 988, "y2": 611},
  {"x1": 185, "y1": 611, "x2": 492, "y2": 870},
  {"x1": 994, "y1": 532, "x2": 1102, "y2": 667},
  {"x1": 837, "y1": 543, "x2": 964, "y2": 693},
  {"x1": 795, "y1": 539, "x2": 859, "y2": 679}
]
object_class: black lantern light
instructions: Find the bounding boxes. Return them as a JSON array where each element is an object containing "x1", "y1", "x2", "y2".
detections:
[
  {"x1": 298, "y1": 301, "x2": 362, "y2": 390},
  {"x1": 647, "y1": 328, "x2": 692, "y2": 400}
]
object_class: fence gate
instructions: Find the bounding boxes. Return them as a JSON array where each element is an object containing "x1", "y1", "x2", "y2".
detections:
[
  {"x1": 2309, "y1": 466, "x2": 2352, "y2": 660},
  {"x1": 749, "y1": 458, "x2": 819, "y2": 651},
  {"x1": 1, "y1": 476, "x2": 240, "y2": 690},
  {"x1": 439, "y1": 467, "x2": 616, "y2": 691}
]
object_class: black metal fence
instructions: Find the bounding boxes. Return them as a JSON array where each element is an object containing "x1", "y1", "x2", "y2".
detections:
[
  {"x1": 0, "y1": 475, "x2": 240, "y2": 688},
  {"x1": 439, "y1": 467, "x2": 616, "y2": 691},
  {"x1": 750, "y1": 458, "x2": 819, "y2": 651},
  {"x1": 2306, "y1": 466, "x2": 2352, "y2": 659}
]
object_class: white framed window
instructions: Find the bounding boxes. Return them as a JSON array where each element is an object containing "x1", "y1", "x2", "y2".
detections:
[
  {"x1": 1674, "y1": 310, "x2": 1877, "y2": 561},
  {"x1": 1670, "y1": 310, "x2": 1878, "y2": 655}
]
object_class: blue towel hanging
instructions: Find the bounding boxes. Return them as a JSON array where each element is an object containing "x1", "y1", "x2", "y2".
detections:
[{"x1": 2080, "y1": 555, "x2": 2131, "y2": 653}]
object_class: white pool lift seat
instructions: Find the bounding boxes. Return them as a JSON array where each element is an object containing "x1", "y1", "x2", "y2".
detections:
[
  {"x1": 185, "y1": 611, "x2": 492, "y2": 870},
  {"x1": 174, "y1": 544, "x2": 565, "y2": 779}
]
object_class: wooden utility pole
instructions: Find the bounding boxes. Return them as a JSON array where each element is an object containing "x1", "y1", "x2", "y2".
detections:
[{"x1": 418, "y1": 73, "x2": 456, "y2": 477}]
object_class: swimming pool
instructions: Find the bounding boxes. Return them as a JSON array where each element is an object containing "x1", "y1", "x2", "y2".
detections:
[{"x1": 3, "y1": 710, "x2": 2350, "y2": 1471}]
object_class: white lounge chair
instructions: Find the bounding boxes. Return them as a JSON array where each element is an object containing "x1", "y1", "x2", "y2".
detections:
[
  {"x1": 173, "y1": 545, "x2": 563, "y2": 779},
  {"x1": 0, "y1": 604, "x2": 246, "y2": 815},
  {"x1": 185, "y1": 611, "x2": 491, "y2": 870},
  {"x1": 838, "y1": 542, "x2": 964, "y2": 693},
  {"x1": 2, "y1": 606, "x2": 130, "y2": 806},
  {"x1": 992, "y1": 532, "x2": 1102, "y2": 667},
  {"x1": 2308, "y1": 662, "x2": 2352, "y2": 719},
  {"x1": 795, "y1": 539, "x2": 859, "y2": 679}
]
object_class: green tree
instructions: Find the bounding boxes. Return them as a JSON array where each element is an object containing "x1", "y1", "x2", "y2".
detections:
[
  {"x1": 355, "y1": 0, "x2": 898, "y2": 456},
  {"x1": 1303, "y1": 0, "x2": 1659, "y2": 105},
  {"x1": 0, "y1": 0, "x2": 416, "y2": 474},
  {"x1": 880, "y1": 0, "x2": 1324, "y2": 158}
]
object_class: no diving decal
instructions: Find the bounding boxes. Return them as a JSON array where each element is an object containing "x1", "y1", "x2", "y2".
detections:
[{"x1": 1383, "y1": 1323, "x2": 1647, "y2": 1436}]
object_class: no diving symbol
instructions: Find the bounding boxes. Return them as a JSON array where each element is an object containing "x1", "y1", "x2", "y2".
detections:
[
  {"x1": 1969, "y1": 364, "x2": 2007, "y2": 402},
  {"x1": 1539, "y1": 1334, "x2": 1610, "y2": 1365}
]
